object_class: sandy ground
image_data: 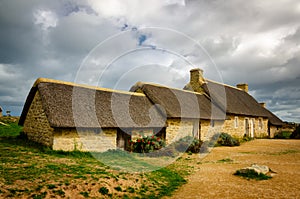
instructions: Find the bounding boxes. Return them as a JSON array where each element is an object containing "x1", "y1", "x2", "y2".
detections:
[{"x1": 167, "y1": 139, "x2": 300, "y2": 199}]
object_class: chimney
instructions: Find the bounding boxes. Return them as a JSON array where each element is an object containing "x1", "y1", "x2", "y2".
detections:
[
  {"x1": 236, "y1": 83, "x2": 248, "y2": 92},
  {"x1": 185, "y1": 68, "x2": 206, "y2": 93},
  {"x1": 260, "y1": 102, "x2": 266, "y2": 108}
]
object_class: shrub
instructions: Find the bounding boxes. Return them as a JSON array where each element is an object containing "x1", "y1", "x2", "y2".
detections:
[
  {"x1": 290, "y1": 126, "x2": 300, "y2": 139},
  {"x1": 173, "y1": 136, "x2": 204, "y2": 153},
  {"x1": 129, "y1": 135, "x2": 166, "y2": 153},
  {"x1": 215, "y1": 133, "x2": 240, "y2": 147},
  {"x1": 146, "y1": 145, "x2": 178, "y2": 157},
  {"x1": 274, "y1": 131, "x2": 292, "y2": 139}
]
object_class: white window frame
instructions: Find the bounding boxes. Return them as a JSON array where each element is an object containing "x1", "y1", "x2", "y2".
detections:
[
  {"x1": 234, "y1": 116, "x2": 238, "y2": 128},
  {"x1": 258, "y1": 118, "x2": 263, "y2": 129}
]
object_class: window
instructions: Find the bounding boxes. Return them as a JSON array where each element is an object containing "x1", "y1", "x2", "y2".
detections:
[
  {"x1": 258, "y1": 118, "x2": 263, "y2": 129},
  {"x1": 234, "y1": 116, "x2": 238, "y2": 128}
]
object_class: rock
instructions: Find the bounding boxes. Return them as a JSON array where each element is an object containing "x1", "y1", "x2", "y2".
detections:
[{"x1": 239, "y1": 164, "x2": 270, "y2": 175}]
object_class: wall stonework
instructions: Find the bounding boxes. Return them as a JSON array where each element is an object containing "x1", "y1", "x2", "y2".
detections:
[
  {"x1": 23, "y1": 91, "x2": 54, "y2": 147},
  {"x1": 165, "y1": 118, "x2": 194, "y2": 144},
  {"x1": 53, "y1": 128, "x2": 117, "y2": 152},
  {"x1": 131, "y1": 129, "x2": 154, "y2": 140},
  {"x1": 222, "y1": 115, "x2": 268, "y2": 138},
  {"x1": 254, "y1": 118, "x2": 268, "y2": 138},
  {"x1": 200, "y1": 120, "x2": 223, "y2": 141},
  {"x1": 269, "y1": 126, "x2": 281, "y2": 138}
]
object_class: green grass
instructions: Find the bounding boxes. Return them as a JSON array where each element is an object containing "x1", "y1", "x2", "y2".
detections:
[
  {"x1": 274, "y1": 131, "x2": 292, "y2": 139},
  {"x1": 217, "y1": 158, "x2": 234, "y2": 163},
  {"x1": 0, "y1": 119, "x2": 192, "y2": 198},
  {"x1": 0, "y1": 117, "x2": 22, "y2": 137},
  {"x1": 234, "y1": 169, "x2": 272, "y2": 180}
]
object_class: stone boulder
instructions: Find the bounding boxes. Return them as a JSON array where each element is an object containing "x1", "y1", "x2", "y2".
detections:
[{"x1": 239, "y1": 164, "x2": 270, "y2": 175}]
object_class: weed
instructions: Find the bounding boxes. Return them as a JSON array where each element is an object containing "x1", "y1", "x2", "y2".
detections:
[
  {"x1": 217, "y1": 158, "x2": 233, "y2": 163},
  {"x1": 46, "y1": 184, "x2": 56, "y2": 189},
  {"x1": 99, "y1": 187, "x2": 109, "y2": 195},
  {"x1": 127, "y1": 186, "x2": 135, "y2": 193},
  {"x1": 53, "y1": 189, "x2": 65, "y2": 197},
  {"x1": 35, "y1": 185, "x2": 43, "y2": 191},
  {"x1": 80, "y1": 191, "x2": 89, "y2": 198},
  {"x1": 114, "y1": 186, "x2": 123, "y2": 192},
  {"x1": 32, "y1": 192, "x2": 47, "y2": 199}
]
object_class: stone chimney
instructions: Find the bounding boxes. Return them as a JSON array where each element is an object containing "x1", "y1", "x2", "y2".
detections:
[
  {"x1": 260, "y1": 102, "x2": 266, "y2": 108},
  {"x1": 184, "y1": 68, "x2": 206, "y2": 93},
  {"x1": 236, "y1": 83, "x2": 248, "y2": 92}
]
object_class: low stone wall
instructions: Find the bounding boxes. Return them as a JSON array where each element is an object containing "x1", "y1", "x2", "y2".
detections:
[
  {"x1": 23, "y1": 91, "x2": 54, "y2": 147},
  {"x1": 53, "y1": 128, "x2": 117, "y2": 152}
]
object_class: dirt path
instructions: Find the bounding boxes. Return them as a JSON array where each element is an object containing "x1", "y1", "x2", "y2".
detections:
[{"x1": 166, "y1": 139, "x2": 300, "y2": 199}]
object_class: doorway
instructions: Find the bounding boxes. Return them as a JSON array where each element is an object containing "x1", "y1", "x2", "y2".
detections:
[{"x1": 245, "y1": 118, "x2": 254, "y2": 138}]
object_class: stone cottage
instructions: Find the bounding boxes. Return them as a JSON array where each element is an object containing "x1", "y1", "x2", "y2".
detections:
[
  {"x1": 19, "y1": 78, "x2": 166, "y2": 151},
  {"x1": 130, "y1": 82, "x2": 225, "y2": 142},
  {"x1": 183, "y1": 68, "x2": 283, "y2": 138},
  {"x1": 19, "y1": 69, "x2": 283, "y2": 151}
]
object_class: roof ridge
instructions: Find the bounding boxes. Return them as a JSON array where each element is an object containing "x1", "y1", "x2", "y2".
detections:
[
  {"x1": 137, "y1": 81, "x2": 208, "y2": 95},
  {"x1": 34, "y1": 78, "x2": 145, "y2": 97},
  {"x1": 206, "y1": 79, "x2": 245, "y2": 91}
]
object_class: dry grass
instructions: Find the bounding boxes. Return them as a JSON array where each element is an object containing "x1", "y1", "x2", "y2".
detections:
[{"x1": 167, "y1": 139, "x2": 300, "y2": 199}]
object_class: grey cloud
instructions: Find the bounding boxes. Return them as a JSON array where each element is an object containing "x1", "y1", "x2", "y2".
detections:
[{"x1": 0, "y1": 0, "x2": 299, "y2": 122}]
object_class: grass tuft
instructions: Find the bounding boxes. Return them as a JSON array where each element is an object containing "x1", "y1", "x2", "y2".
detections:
[{"x1": 234, "y1": 169, "x2": 272, "y2": 180}]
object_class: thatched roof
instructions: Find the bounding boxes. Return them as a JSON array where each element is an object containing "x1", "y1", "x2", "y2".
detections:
[
  {"x1": 264, "y1": 108, "x2": 284, "y2": 126},
  {"x1": 19, "y1": 78, "x2": 166, "y2": 128},
  {"x1": 202, "y1": 80, "x2": 284, "y2": 126},
  {"x1": 130, "y1": 82, "x2": 225, "y2": 120}
]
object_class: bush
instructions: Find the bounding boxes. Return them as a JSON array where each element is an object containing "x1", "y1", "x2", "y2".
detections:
[
  {"x1": 215, "y1": 133, "x2": 240, "y2": 147},
  {"x1": 129, "y1": 135, "x2": 166, "y2": 153},
  {"x1": 290, "y1": 126, "x2": 300, "y2": 139},
  {"x1": 274, "y1": 131, "x2": 292, "y2": 139},
  {"x1": 146, "y1": 146, "x2": 178, "y2": 157},
  {"x1": 173, "y1": 136, "x2": 204, "y2": 153}
]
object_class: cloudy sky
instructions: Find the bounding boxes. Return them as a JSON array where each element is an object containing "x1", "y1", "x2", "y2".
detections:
[{"x1": 0, "y1": 0, "x2": 299, "y2": 122}]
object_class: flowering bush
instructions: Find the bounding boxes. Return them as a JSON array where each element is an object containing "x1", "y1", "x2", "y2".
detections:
[{"x1": 128, "y1": 135, "x2": 166, "y2": 153}]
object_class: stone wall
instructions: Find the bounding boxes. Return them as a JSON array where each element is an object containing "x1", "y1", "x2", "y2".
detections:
[
  {"x1": 165, "y1": 118, "x2": 194, "y2": 144},
  {"x1": 254, "y1": 118, "x2": 268, "y2": 138},
  {"x1": 23, "y1": 91, "x2": 54, "y2": 147},
  {"x1": 131, "y1": 129, "x2": 154, "y2": 140},
  {"x1": 53, "y1": 128, "x2": 117, "y2": 152},
  {"x1": 200, "y1": 120, "x2": 223, "y2": 141},
  {"x1": 269, "y1": 125, "x2": 281, "y2": 138},
  {"x1": 222, "y1": 115, "x2": 268, "y2": 138}
]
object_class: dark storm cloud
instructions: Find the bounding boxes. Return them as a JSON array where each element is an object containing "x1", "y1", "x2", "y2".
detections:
[{"x1": 0, "y1": 0, "x2": 299, "y2": 122}]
